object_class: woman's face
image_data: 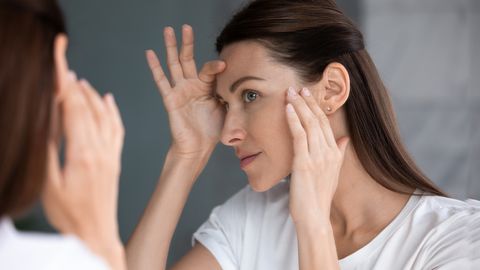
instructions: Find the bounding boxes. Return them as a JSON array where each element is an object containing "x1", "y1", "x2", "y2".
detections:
[{"x1": 216, "y1": 41, "x2": 301, "y2": 192}]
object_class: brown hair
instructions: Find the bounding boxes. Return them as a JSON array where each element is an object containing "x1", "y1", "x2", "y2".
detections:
[
  {"x1": 216, "y1": 0, "x2": 446, "y2": 196},
  {"x1": 0, "y1": 0, "x2": 66, "y2": 218}
]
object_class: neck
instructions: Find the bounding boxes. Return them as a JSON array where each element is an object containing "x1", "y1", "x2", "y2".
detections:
[{"x1": 329, "y1": 146, "x2": 413, "y2": 237}]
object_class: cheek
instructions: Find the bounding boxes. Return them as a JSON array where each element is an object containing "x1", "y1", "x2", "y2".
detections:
[
  {"x1": 269, "y1": 107, "x2": 294, "y2": 169},
  {"x1": 249, "y1": 102, "x2": 294, "y2": 169}
]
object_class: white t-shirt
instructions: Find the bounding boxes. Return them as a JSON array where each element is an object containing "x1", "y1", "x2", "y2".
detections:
[
  {"x1": 0, "y1": 217, "x2": 110, "y2": 270},
  {"x1": 192, "y1": 180, "x2": 480, "y2": 270}
]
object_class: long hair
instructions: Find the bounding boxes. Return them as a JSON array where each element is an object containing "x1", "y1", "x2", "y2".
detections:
[
  {"x1": 0, "y1": 0, "x2": 67, "y2": 218},
  {"x1": 216, "y1": 0, "x2": 446, "y2": 196}
]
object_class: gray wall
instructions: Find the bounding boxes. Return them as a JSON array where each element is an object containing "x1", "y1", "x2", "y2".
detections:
[{"x1": 364, "y1": 0, "x2": 480, "y2": 200}]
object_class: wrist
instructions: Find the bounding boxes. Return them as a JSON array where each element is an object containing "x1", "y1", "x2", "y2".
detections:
[
  {"x1": 168, "y1": 143, "x2": 216, "y2": 160},
  {"x1": 159, "y1": 147, "x2": 212, "y2": 187},
  {"x1": 294, "y1": 215, "x2": 333, "y2": 239},
  {"x1": 167, "y1": 145, "x2": 213, "y2": 165},
  {"x1": 82, "y1": 233, "x2": 125, "y2": 270}
]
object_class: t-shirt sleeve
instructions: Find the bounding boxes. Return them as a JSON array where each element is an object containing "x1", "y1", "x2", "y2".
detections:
[
  {"x1": 192, "y1": 186, "x2": 249, "y2": 270},
  {"x1": 420, "y1": 199, "x2": 480, "y2": 270},
  {"x1": 49, "y1": 235, "x2": 111, "y2": 270}
]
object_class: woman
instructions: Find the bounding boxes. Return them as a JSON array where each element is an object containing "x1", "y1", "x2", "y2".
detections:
[
  {"x1": 0, "y1": 0, "x2": 126, "y2": 269},
  {"x1": 127, "y1": 0, "x2": 480, "y2": 269}
]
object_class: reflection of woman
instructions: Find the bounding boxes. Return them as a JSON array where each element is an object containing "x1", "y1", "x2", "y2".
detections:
[
  {"x1": 127, "y1": 0, "x2": 479, "y2": 269},
  {"x1": 0, "y1": 0, "x2": 126, "y2": 269}
]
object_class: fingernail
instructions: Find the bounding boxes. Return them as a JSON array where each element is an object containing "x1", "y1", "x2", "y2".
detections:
[
  {"x1": 105, "y1": 93, "x2": 116, "y2": 104},
  {"x1": 165, "y1": 26, "x2": 174, "y2": 35},
  {"x1": 68, "y1": 71, "x2": 77, "y2": 81},
  {"x1": 79, "y1": 79, "x2": 90, "y2": 88},
  {"x1": 301, "y1": 87, "x2": 311, "y2": 97},
  {"x1": 286, "y1": 103, "x2": 295, "y2": 113},
  {"x1": 288, "y1": 87, "x2": 297, "y2": 98}
]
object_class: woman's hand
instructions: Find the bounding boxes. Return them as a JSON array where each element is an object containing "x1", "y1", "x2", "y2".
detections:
[
  {"x1": 146, "y1": 25, "x2": 226, "y2": 159},
  {"x1": 285, "y1": 86, "x2": 349, "y2": 225},
  {"x1": 42, "y1": 71, "x2": 126, "y2": 270}
]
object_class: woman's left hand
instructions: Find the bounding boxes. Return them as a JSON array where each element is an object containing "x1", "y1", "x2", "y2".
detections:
[{"x1": 285, "y1": 86, "x2": 349, "y2": 226}]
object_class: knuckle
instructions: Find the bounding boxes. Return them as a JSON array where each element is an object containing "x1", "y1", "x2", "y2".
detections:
[
  {"x1": 180, "y1": 54, "x2": 194, "y2": 62},
  {"x1": 168, "y1": 59, "x2": 181, "y2": 67},
  {"x1": 74, "y1": 150, "x2": 97, "y2": 169},
  {"x1": 305, "y1": 117, "x2": 317, "y2": 127}
]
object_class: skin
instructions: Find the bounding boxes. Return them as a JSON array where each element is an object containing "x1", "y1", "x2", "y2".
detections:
[
  {"x1": 126, "y1": 26, "x2": 413, "y2": 269},
  {"x1": 41, "y1": 34, "x2": 127, "y2": 270}
]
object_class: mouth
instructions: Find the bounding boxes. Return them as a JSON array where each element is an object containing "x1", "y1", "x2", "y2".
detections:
[{"x1": 239, "y1": 152, "x2": 262, "y2": 169}]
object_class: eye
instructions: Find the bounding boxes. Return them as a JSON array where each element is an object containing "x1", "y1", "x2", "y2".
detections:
[{"x1": 242, "y1": 90, "x2": 258, "y2": 103}]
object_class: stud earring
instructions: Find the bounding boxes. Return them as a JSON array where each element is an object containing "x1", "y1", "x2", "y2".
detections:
[{"x1": 326, "y1": 106, "x2": 332, "y2": 112}]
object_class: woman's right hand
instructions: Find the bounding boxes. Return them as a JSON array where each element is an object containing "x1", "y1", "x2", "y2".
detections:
[
  {"x1": 42, "y1": 70, "x2": 126, "y2": 270},
  {"x1": 146, "y1": 25, "x2": 226, "y2": 159}
]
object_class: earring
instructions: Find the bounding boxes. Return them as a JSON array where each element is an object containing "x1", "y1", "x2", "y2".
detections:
[{"x1": 326, "y1": 106, "x2": 332, "y2": 112}]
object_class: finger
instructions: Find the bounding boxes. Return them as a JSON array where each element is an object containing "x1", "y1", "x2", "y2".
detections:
[
  {"x1": 285, "y1": 103, "x2": 308, "y2": 157},
  {"x1": 164, "y1": 26, "x2": 184, "y2": 84},
  {"x1": 299, "y1": 87, "x2": 336, "y2": 148},
  {"x1": 104, "y1": 93, "x2": 125, "y2": 150},
  {"x1": 198, "y1": 60, "x2": 226, "y2": 84},
  {"x1": 179, "y1": 24, "x2": 198, "y2": 78},
  {"x1": 79, "y1": 79, "x2": 108, "y2": 132},
  {"x1": 53, "y1": 34, "x2": 69, "y2": 98},
  {"x1": 146, "y1": 50, "x2": 172, "y2": 97},
  {"x1": 62, "y1": 73, "x2": 98, "y2": 153},
  {"x1": 286, "y1": 87, "x2": 325, "y2": 154}
]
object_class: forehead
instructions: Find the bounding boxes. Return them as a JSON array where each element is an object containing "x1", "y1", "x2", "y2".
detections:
[{"x1": 216, "y1": 41, "x2": 298, "y2": 93}]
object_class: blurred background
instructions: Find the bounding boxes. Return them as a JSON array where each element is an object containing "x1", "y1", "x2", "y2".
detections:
[{"x1": 17, "y1": 0, "x2": 479, "y2": 266}]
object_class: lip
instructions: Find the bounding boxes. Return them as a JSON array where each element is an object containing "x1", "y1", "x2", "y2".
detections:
[{"x1": 239, "y1": 152, "x2": 261, "y2": 169}]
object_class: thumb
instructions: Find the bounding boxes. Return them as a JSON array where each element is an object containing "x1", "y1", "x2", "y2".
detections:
[{"x1": 198, "y1": 60, "x2": 226, "y2": 83}]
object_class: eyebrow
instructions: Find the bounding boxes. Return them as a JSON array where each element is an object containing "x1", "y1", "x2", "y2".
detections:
[{"x1": 229, "y1": 76, "x2": 265, "y2": 93}]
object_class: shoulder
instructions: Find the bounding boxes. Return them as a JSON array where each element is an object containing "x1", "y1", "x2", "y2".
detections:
[
  {"x1": 416, "y1": 195, "x2": 480, "y2": 222},
  {"x1": 0, "y1": 219, "x2": 109, "y2": 270},
  {"x1": 412, "y1": 195, "x2": 480, "y2": 268},
  {"x1": 411, "y1": 195, "x2": 479, "y2": 240}
]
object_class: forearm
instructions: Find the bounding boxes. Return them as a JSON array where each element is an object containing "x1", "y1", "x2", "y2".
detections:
[
  {"x1": 295, "y1": 217, "x2": 340, "y2": 270},
  {"x1": 126, "y1": 148, "x2": 211, "y2": 270}
]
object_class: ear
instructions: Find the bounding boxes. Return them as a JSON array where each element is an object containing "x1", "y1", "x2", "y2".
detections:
[
  {"x1": 53, "y1": 34, "x2": 69, "y2": 100},
  {"x1": 313, "y1": 62, "x2": 350, "y2": 114}
]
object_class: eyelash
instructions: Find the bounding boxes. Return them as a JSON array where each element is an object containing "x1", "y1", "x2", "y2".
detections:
[{"x1": 218, "y1": 89, "x2": 259, "y2": 111}]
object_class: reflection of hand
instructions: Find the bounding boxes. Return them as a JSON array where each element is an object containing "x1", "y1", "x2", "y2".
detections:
[
  {"x1": 146, "y1": 25, "x2": 226, "y2": 159},
  {"x1": 285, "y1": 87, "x2": 349, "y2": 225},
  {"x1": 42, "y1": 71, "x2": 126, "y2": 269}
]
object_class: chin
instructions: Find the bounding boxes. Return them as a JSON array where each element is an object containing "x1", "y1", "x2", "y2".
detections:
[{"x1": 247, "y1": 175, "x2": 284, "y2": 192}]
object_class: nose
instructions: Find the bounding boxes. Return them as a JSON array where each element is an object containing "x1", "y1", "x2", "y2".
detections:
[{"x1": 220, "y1": 110, "x2": 247, "y2": 146}]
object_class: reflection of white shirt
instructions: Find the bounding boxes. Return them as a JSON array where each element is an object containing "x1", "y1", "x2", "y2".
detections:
[
  {"x1": 0, "y1": 217, "x2": 109, "y2": 270},
  {"x1": 192, "y1": 181, "x2": 480, "y2": 270}
]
